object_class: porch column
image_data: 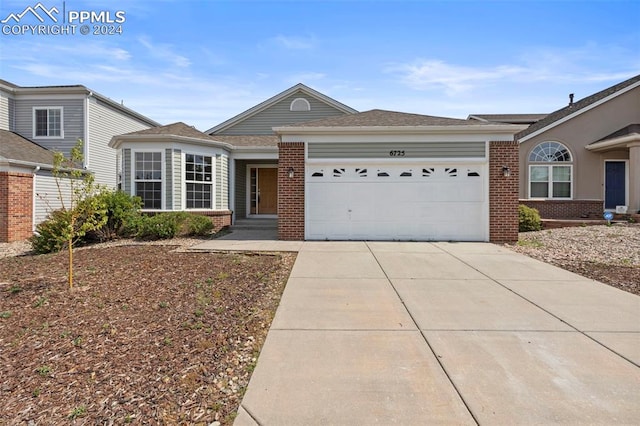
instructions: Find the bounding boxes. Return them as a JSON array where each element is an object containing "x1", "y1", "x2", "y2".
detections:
[{"x1": 629, "y1": 142, "x2": 640, "y2": 214}]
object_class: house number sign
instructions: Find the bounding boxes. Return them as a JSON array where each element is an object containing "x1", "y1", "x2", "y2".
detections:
[{"x1": 389, "y1": 150, "x2": 405, "y2": 157}]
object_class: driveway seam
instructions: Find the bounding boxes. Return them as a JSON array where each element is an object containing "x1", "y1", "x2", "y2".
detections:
[
  {"x1": 365, "y1": 241, "x2": 480, "y2": 426},
  {"x1": 436, "y1": 245, "x2": 640, "y2": 369}
]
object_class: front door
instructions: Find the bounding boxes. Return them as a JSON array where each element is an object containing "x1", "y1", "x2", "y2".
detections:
[
  {"x1": 605, "y1": 161, "x2": 626, "y2": 210},
  {"x1": 250, "y1": 167, "x2": 278, "y2": 215}
]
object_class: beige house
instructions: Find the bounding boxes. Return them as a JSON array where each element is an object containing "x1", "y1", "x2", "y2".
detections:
[{"x1": 517, "y1": 74, "x2": 640, "y2": 218}]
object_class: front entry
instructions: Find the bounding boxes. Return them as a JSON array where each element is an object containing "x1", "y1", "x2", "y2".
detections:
[
  {"x1": 250, "y1": 167, "x2": 278, "y2": 215},
  {"x1": 604, "y1": 161, "x2": 627, "y2": 210}
]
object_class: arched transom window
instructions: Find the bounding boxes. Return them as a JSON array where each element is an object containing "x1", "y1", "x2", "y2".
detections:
[
  {"x1": 529, "y1": 142, "x2": 572, "y2": 199},
  {"x1": 528, "y1": 141, "x2": 572, "y2": 162}
]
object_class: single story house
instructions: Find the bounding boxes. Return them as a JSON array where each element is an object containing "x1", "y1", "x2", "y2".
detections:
[{"x1": 111, "y1": 84, "x2": 525, "y2": 243}]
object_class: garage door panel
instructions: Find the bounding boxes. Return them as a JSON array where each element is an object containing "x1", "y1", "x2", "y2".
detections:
[{"x1": 306, "y1": 163, "x2": 488, "y2": 241}]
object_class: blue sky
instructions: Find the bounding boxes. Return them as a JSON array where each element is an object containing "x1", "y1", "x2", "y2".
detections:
[{"x1": 1, "y1": 0, "x2": 638, "y2": 131}]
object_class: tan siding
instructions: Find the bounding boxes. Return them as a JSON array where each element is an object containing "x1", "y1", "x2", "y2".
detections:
[
  {"x1": 218, "y1": 92, "x2": 348, "y2": 135},
  {"x1": 88, "y1": 98, "x2": 154, "y2": 188},
  {"x1": 14, "y1": 98, "x2": 84, "y2": 156}
]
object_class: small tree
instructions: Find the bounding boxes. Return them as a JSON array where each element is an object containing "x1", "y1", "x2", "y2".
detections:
[{"x1": 51, "y1": 139, "x2": 108, "y2": 288}]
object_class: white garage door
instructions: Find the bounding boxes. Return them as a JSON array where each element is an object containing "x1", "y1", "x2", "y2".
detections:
[{"x1": 306, "y1": 163, "x2": 488, "y2": 241}]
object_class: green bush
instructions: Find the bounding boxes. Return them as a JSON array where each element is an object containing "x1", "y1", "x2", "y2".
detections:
[
  {"x1": 30, "y1": 210, "x2": 73, "y2": 254},
  {"x1": 135, "y1": 214, "x2": 181, "y2": 240},
  {"x1": 519, "y1": 205, "x2": 542, "y2": 232},
  {"x1": 183, "y1": 214, "x2": 214, "y2": 236},
  {"x1": 131, "y1": 212, "x2": 214, "y2": 240},
  {"x1": 87, "y1": 190, "x2": 142, "y2": 241}
]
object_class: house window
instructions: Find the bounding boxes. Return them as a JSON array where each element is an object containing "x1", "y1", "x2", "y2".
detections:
[
  {"x1": 528, "y1": 141, "x2": 572, "y2": 199},
  {"x1": 185, "y1": 154, "x2": 213, "y2": 209},
  {"x1": 33, "y1": 107, "x2": 62, "y2": 137},
  {"x1": 290, "y1": 98, "x2": 311, "y2": 111},
  {"x1": 134, "y1": 152, "x2": 162, "y2": 209}
]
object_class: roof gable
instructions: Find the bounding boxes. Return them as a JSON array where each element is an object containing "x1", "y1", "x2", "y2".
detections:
[
  {"x1": 517, "y1": 74, "x2": 640, "y2": 141},
  {"x1": 282, "y1": 109, "x2": 487, "y2": 127},
  {"x1": 206, "y1": 83, "x2": 357, "y2": 135}
]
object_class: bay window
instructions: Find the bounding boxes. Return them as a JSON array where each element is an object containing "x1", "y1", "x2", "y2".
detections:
[
  {"x1": 134, "y1": 152, "x2": 162, "y2": 209},
  {"x1": 185, "y1": 154, "x2": 213, "y2": 209}
]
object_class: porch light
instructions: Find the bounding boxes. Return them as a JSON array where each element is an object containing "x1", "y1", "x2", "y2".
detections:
[
  {"x1": 502, "y1": 166, "x2": 511, "y2": 177},
  {"x1": 287, "y1": 167, "x2": 295, "y2": 178}
]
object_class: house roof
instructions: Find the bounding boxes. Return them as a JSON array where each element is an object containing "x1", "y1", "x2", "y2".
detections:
[
  {"x1": 0, "y1": 130, "x2": 55, "y2": 168},
  {"x1": 122, "y1": 122, "x2": 214, "y2": 139},
  {"x1": 0, "y1": 79, "x2": 160, "y2": 127},
  {"x1": 205, "y1": 83, "x2": 358, "y2": 134},
  {"x1": 209, "y1": 135, "x2": 280, "y2": 147},
  {"x1": 586, "y1": 123, "x2": 640, "y2": 152},
  {"x1": 468, "y1": 114, "x2": 547, "y2": 124},
  {"x1": 596, "y1": 123, "x2": 640, "y2": 142},
  {"x1": 517, "y1": 73, "x2": 640, "y2": 141},
  {"x1": 282, "y1": 109, "x2": 478, "y2": 127}
]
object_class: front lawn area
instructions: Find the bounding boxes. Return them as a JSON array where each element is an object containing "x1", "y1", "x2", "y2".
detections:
[{"x1": 0, "y1": 245, "x2": 295, "y2": 425}]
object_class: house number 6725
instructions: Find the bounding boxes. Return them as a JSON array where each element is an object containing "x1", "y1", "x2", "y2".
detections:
[{"x1": 389, "y1": 150, "x2": 405, "y2": 157}]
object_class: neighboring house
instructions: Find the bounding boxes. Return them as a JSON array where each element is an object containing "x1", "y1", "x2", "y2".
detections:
[
  {"x1": 112, "y1": 84, "x2": 525, "y2": 243},
  {"x1": 0, "y1": 79, "x2": 159, "y2": 242},
  {"x1": 516, "y1": 74, "x2": 640, "y2": 219}
]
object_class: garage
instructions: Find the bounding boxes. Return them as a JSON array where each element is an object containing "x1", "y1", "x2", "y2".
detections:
[{"x1": 305, "y1": 141, "x2": 488, "y2": 241}]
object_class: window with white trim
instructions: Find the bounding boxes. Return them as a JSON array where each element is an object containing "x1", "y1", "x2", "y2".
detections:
[
  {"x1": 185, "y1": 154, "x2": 213, "y2": 209},
  {"x1": 33, "y1": 107, "x2": 62, "y2": 137},
  {"x1": 134, "y1": 152, "x2": 162, "y2": 209},
  {"x1": 528, "y1": 142, "x2": 572, "y2": 199}
]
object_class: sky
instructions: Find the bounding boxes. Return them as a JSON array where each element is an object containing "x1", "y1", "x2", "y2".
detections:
[{"x1": 0, "y1": 0, "x2": 638, "y2": 131}]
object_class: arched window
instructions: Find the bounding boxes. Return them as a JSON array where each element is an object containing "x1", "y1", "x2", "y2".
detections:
[
  {"x1": 290, "y1": 98, "x2": 311, "y2": 112},
  {"x1": 528, "y1": 142, "x2": 572, "y2": 199}
]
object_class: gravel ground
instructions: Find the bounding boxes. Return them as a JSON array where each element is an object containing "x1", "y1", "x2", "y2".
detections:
[{"x1": 508, "y1": 223, "x2": 640, "y2": 295}]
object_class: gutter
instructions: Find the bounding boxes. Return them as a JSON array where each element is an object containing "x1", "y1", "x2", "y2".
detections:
[{"x1": 585, "y1": 133, "x2": 640, "y2": 152}]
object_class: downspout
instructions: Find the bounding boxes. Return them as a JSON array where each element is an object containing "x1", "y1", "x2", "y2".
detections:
[
  {"x1": 84, "y1": 95, "x2": 90, "y2": 169},
  {"x1": 32, "y1": 165, "x2": 40, "y2": 233}
]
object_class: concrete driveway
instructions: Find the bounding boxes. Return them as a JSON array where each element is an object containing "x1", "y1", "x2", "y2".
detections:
[{"x1": 233, "y1": 241, "x2": 640, "y2": 425}]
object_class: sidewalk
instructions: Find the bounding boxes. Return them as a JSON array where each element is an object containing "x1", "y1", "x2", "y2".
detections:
[{"x1": 232, "y1": 241, "x2": 640, "y2": 425}]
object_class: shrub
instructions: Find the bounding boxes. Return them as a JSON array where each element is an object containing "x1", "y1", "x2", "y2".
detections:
[
  {"x1": 87, "y1": 190, "x2": 142, "y2": 241},
  {"x1": 519, "y1": 205, "x2": 542, "y2": 232},
  {"x1": 30, "y1": 210, "x2": 73, "y2": 254},
  {"x1": 183, "y1": 214, "x2": 214, "y2": 236},
  {"x1": 135, "y1": 214, "x2": 181, "y2": 240}
]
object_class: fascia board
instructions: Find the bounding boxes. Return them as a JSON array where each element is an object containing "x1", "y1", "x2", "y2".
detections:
[
  {"x1": 109, "y1": 134, "x2": 234, "y2": 150},
  {"x1": 585, "y1": 134, "x2": 640, "y2": 152},
  {"x1": 274, "y1": 124, "x2": 526, "y2": 135}
]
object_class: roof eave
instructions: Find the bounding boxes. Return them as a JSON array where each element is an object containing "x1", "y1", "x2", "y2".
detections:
[
  {"x1": 585, "y1": 133, "x2": 640, "y2": 152},
  {"x1": 274, "y1": 124, "x2": 527, "y2": 135},
  {"x1": 109, "y1": 134, "x2": 234, "y2": 150}
]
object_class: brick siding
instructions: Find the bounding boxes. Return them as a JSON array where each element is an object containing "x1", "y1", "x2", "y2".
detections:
[
  {"x1": 277, "y1": 142, "x2": 305, "y2": 240},
  {"x1": 0, "y1": 172, "x2": 34, "y2": 243},
  {"x1": 520, "y1": 199, "x2": 603, "y2": 219},
  {"x1": 489, "y1": 141, "x2": 519, "y2": 243},
  {"x1": 192, "y1": 210, "x2": 232, "y2": 230}
]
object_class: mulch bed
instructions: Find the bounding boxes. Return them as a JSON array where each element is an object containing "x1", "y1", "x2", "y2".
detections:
[{"x1": 0, "y1": 245, "x2": 295, "y2": 425}]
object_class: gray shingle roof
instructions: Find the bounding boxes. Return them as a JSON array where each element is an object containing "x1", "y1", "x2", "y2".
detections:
[
  {"x1": 595, "y1": 123, "x2": 640, "y2": 142},
  {"x1": 123, "y1": 122, "x2": 213, "y2": 139},
  {"x1": 0, "y1": 130, "x2": 55, "y2": 166},
  {"x1": 282, "y1": 109, "x2": 481, "y2": 128},
  {"x1": 209, "y1": 135, "x2": 279, "y2": 147},
  {"x1": 517, "y1": 74, "x2": 640, "y2": 140}
]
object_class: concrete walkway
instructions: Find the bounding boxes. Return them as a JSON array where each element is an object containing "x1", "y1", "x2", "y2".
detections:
[{"x1": 223, "y1": 241, "x2": 640, "y2": 425}]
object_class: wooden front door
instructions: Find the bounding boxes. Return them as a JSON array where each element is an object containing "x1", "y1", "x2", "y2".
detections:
[{"x1": 253, "y1": 168, "x2": 278, "y2": 214}]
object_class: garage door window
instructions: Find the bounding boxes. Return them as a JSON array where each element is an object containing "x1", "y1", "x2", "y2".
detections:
[{"x1": 528, "y1": 142, "x2": 572, "y2": 199}]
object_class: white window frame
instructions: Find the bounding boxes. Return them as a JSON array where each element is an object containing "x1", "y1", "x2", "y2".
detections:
[
  {"x1": 183, "y1": 152, "x2": 215, "y2": 210},
  {"x1": 529, "y1": 164, "x2": 573, "y2": 199},
  {"x1": 133, "y1": 150, "x2": 164, "y2": 210},
  {"x1": 290, "y1": 97, "x2": 311, "y2": 111},
  {"x1": 32, "y1": 106, "x2": 64, "y2": 139}
]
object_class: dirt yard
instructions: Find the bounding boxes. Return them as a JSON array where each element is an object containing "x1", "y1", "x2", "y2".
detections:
[
  {"x1": 0, "y1": 244, "x2": 295, "y2": 425},
  {"x1": 508, "y1": 223, "x2": 640, "y2": 295}
]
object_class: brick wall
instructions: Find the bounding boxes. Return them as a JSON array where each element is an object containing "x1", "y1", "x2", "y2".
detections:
[
  {"x1": 0, "y1": 172, "x2": 34, "y2": 243},
  {"x1": 191, "y1": 210, "x2": 232, "y2": 230},
  {"x1": 277, "y1": 142, "x2": 305, "y2": 240},
  {"x1": 520, "y1": 199, "x2": 603, "y2": 219},
  {"x1": 489, "y1": 141, "x2": 519, "y2": 243}
]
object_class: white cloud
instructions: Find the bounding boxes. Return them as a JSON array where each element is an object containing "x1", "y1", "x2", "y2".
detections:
[
  {"x1": 138, "y1": 35, "x2": 191, "y2": 68},
  {"x1": 272, "y1": 34, "x2": 316, "y2": 50}
]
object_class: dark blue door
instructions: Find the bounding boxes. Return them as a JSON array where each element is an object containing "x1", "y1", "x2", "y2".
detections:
[{"x1": 605, "y1": 161, "x2": 626, "y2": 209}]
